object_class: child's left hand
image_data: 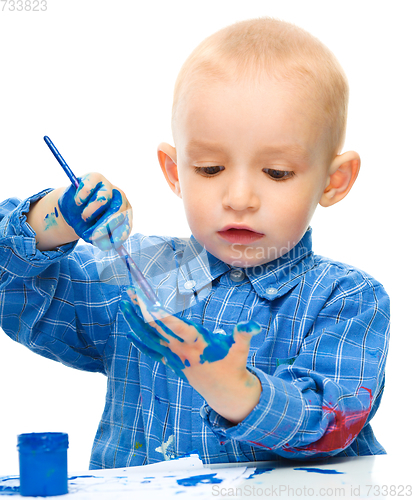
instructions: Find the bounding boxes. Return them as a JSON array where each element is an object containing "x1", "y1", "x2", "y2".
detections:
[{"x1": 120, "y1": 287, "x2": 263, "y2": 423}]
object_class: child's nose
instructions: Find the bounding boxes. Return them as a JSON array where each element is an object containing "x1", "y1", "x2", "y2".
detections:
[{"x1": 222, "y1": 175, "x2": 260, "y2": 211}]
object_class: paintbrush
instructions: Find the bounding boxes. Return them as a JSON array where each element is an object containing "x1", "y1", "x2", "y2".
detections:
[{"x1": 43, "y1": 135, "x2": 160, "y2": 307}]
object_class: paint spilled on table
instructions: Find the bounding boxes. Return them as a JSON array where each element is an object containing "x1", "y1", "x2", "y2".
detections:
[
  {"x1": 176, "y1": 473, "x2": 223, "y2": 487},
  {"x1": 294, "y1": 467, "x2": 345, "y2": 475},
  {"x1": 0, "y1": 476, "x2": 19, "y2": 496},
  {"x1": 246, "y1": 467, "x2": 275, "y2": 479}
]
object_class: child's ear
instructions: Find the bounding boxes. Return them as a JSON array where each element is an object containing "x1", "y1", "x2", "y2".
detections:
[
  {"x1": 319, "y1": 151, "x2": 360, "y2": 207},
  {"x1": 157, "y1": 143, "x2": 181, "y2": 198}
]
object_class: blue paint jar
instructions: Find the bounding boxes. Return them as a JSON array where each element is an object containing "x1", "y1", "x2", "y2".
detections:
[{"x1": 17, "y1": 432, "x2": 69, "y2": 497}]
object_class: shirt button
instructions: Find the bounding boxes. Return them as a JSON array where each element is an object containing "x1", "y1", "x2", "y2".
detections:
[
  {"x1": 266, "y1": 287, "x2": 278, "y2": 296},
  {"x1": 184, "y1": 280, "x2": 196, "y2": 289},
  {"x1": 229, "y1": 269, "x2": 246, "y2": 282}
]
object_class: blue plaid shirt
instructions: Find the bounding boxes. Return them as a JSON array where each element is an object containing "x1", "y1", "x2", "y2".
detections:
[{"x1": 0, "y1": 191, "x2": 390, "y2": 468}]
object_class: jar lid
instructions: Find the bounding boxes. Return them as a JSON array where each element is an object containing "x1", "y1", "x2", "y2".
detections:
[{"x1": 17, "y1": 432, "x2": 69, "y2": 452}]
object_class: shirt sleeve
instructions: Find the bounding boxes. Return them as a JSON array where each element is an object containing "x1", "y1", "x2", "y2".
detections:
[
  {"x1": 0, "y1": 193, "x2": 120, "y2": 374},
  {"x1": 201, "y1": 272, "x2": 390, "y2": 459}
]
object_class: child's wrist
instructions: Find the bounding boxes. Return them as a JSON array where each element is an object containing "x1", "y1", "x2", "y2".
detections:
[
  {"x1": 27, "y1": 187, "x2": 79, "y2": 251},
  {"x1": 202, "y1": 370, "x2": 262, "y2": 424}
]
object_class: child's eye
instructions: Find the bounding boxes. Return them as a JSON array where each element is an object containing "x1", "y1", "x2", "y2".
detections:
[
  {"x1": 263, "y1": 168, "x2": 294, "y2": 181},
  {"x1": 194, "y1": 166, "x2": 224, "y2": 176}
]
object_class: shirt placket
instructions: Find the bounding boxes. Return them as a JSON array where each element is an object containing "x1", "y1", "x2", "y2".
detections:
[{"x1": 187, "y1": 268, "x2": 254, "y2": 462}]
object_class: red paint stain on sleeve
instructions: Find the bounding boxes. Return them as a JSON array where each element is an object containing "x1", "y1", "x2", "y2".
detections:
[
  {"x1": 247, "y1": 440, "x2": 274, "y2": 451},
  {"x1": 283, "y1": 387, "x2": 372, "y2": 454}
]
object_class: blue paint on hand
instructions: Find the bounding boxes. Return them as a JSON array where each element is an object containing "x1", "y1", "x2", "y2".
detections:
[
  {"x1": 43, "y1": 210, "x2": 59, "y2": 231},
  {"x1": 197, "y1": 323, "x2": 235, "y2": 364},
  {"x1": 58, "y1": 180, "x2": 130, "y2": 250},
  {"x1": 120, "y1": 300, "x2": 188, "y2": 381},
  {"x1": 120, "y1": 288, "x2": 261, "y2": 380},
  {"x1": 148, "y1": 302, "x2": 260, "y2": 364},
  {"x1": 235, "y1": 321, "x2": 262, "y2": 335},
  {"x1": 179, "y1": 318, "x2": 260, "y2": 364},
  {"x1": 152, "y1": 316, "x2": 185, "y2": 343}
]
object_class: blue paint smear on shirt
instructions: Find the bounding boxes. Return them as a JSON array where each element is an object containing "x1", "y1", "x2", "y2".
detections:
[
  {"x1": 176, "y1": 473, "x2": 223, "y2": 487},
  {"x1": 294, "y1": 467, "x2": 344, "y2": 475}
]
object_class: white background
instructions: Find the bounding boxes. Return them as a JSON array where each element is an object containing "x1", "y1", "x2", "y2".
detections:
[{"x1": 0, "y1": 0, "x2": 412, "y2": 475}]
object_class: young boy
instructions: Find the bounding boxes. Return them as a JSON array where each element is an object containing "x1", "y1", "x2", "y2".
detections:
[{"x1": 0, "y1": 18, "x2": 389, "y2": 468}]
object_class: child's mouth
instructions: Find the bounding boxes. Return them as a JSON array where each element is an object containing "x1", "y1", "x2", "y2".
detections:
[{"x1": 217, "y1": 227, "x2": 265, "y2": 244}]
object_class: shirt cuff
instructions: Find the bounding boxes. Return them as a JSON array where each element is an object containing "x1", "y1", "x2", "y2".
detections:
[
  {"x1": 200, "y1": 366, "x2": 305, "y2": 450},
  {"x1": 0, "y1": 190, "x2": 77, "y2": 277}
]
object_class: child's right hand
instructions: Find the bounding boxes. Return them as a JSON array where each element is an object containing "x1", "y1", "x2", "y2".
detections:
[
  {"x1": 58, "y1": 172, "x2": 132, "y2": 251},
  {"x1": 27, "y1": 173, "x2": 132, "y2": 252}
]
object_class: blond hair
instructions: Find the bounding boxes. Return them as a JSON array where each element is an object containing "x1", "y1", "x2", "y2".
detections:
[{"x1": 172, "y1": 17, "x2": 349, "y2": 159}]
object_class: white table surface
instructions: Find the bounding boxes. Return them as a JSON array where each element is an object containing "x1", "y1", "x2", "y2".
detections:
[
  {"x1": 210, "y1": 455, "x2": 413, "y2": 499},
  {"x1": 0, "y1": 454, "x2": 412, "y2": 499}
]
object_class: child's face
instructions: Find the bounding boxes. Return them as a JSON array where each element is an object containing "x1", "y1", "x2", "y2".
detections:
[{"x1": 166, "y1": 77, "x2": 333, "y2": 268}]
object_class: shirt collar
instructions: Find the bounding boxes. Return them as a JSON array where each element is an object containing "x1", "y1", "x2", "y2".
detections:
[
  {"x1": 246, "y1": 228, "x2": 314, "y2": 300},
  {"x1": 177, "y1": 229, "x2": 314, "y2": 300},
  {"x1": 176, "y1": 236, "x2": 230, "y2": 295}
]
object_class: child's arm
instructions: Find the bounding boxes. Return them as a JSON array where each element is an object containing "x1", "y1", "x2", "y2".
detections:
[
  {"x1": 121, "y1": 287, "x2": 262, "y2": 423},
  {"x1": 0, "y1": 191, "x2": 124, "y2": 373},
  {"x1": 1, "y1": 172, "x2": 132, "y2": 370},
  {"x1": 26, "y1": 187, "x2": 79, "y2": 251},
  {"x1": 121, "y1": 275, "x2": 390, "y2": 458},
  {"x1": 26, "y1": 172, "x2": 132, "y2": 251}
]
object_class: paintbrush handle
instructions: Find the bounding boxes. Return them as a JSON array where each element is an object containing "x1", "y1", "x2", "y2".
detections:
[
  {"x1": 116, "y1": 245, "x2": 160, "y2": 305},
  {"x1": 44, "y1": 136, "x2": 80, "y2": 189}
]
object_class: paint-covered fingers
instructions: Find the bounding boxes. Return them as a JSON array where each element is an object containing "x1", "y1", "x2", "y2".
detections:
[
  {"x1": 74, "y1": 173, "x2": 113, "y2": 220},
  {"x1": 126, "y1": 287, "x2": 188, "y2": 343},
  {"x1": 85, "y1": 184, "x2": 132, "y2": 249},
  {"x1": 230, "y1": 320, "x2": 261, "y2": 353},
  {"x1": 58, "y1": 172, "x2": 133, "y2": 249},
  {"x1": 120, "y1": 300, "x2": 170, "y2": 350},
  {"x1": 233, "y1": 321, "x2": 261, "y2": 341},
  {"x1": 126, "y1": 286, "x2": 157, "y2": 322},
  {"x1": 120, "y1": 299, "x2": 188, "y2": 380},
  {"x1": 149, "y1": 310, "x2": 200, "y2": 344},
  {"x1": 86, "y1": 206, "x2": 133, "y2": 250}
]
